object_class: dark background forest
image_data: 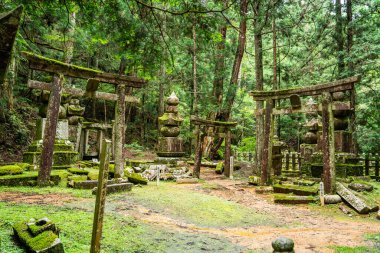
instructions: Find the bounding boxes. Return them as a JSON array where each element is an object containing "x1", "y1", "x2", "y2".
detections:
[{"x1": 0, "y1": 0, "x2": 379, "y2": 162}]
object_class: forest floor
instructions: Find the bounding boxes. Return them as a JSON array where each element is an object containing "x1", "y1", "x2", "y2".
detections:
[{"x1": 0, "y1": 167, "x2": 379, "y2": 253}]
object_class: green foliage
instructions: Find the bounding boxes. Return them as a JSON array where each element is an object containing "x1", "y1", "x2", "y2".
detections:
[
  {"x1": 237, "y1": 137, "x2": 256, "y2": 152},
  {"x1": 0, "y1": 165, "x2": 23, "y2": 176}
]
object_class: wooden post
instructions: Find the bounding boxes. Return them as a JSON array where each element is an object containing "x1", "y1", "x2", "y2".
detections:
[
  {"x1": 193, "y1": 126, "x2": 203, "y2": 178},
  {"x1": 261, "y1": 99, "x2": 273, "y2": 185},
  {"x1": 84, "y1": 129, "x2": 90, "y2": 155},
  {"x1": 114, "y1": 84, "x2": 126, "y2": 178},
  {"x1": 37, "y1": 74, "x2": 63, "y2": 185},
  {"x1": 224, "y1": 129, "x2": 232, "y2": 177},
  {"x1": 321, "y1": 92, "x2": 336, "y2": 194},
  {"x1": 365, "y1": 153, "x2": 369, "y2": 176},
  {"x1": 75, "y1": 121, "x2": 82, "y2": 152},
  {"x1": 90, "y1": 139, "x2": 111, "y2": 253},
  {"x1": 229, "y1": 156, "x2": 234, "y2": 179}
]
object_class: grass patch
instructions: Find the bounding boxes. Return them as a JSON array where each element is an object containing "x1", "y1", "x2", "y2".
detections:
[
  {"x1": 112, "y1": 182, "x2": 278, "y2": 228},
  {"x1": 333, "y1": 233, "x2": 380, "y2": 253},
  {"x1": 0, "y1": 202, "x2": 245, "y2": 253}
]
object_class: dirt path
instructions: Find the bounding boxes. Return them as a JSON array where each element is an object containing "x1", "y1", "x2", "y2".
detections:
[
  {"x1": 1, "y1": 169, "x2": 379, "y2": 252},
  {"x1": 110, "y1": 168, "x2": 380, "y2": 252}
]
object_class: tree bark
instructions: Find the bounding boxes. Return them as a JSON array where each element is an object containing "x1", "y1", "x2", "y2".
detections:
[
  {"x1": 207, "y1": 0, "x2": 248, "y2": 159},
  {"x1": 254, "y1": 1, "x2": 265, "y2": 183},
  {"x1": 335, "y1": 0, "x2": 344, "y2": 77}
]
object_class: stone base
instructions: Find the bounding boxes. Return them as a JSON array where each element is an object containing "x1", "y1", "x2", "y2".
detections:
[
  {"x1": 310, "y1": 163, "x2": 364, "y2": 178},
  {"x1": 36, "y1": 118, "x2": 69, "y2": 140},
  {"x1": 156, "y1": 137, "x2": 185, "y2": 157}
]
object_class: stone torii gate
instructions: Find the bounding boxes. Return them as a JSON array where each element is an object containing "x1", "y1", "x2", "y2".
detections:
[
  {"x1": 22, "y1": 51, "x2": 146, "y2": 184},
  {"x1": 250, "y1": 76, "x2": 360, "y2": 194},
  {"x1": 191, "y1": 116, "x2": 237, "y2": 178}
]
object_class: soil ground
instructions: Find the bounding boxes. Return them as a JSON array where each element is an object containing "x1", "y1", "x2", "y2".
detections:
[{"x1": 0, "y1": 167, "x2": 379, "y2": 252}]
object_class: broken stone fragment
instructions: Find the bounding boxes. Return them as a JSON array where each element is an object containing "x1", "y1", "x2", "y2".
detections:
[
  {"x1": 324, "y1": 194, "x2": 342, "y2": 204},
  {"x1": 348, "y1": 182, "x2": 373, "y2": 192},
  {"x1": 272, "y1": 237, "x2": 294, "y2": 253},
  {"x1": 336, "y1": 182, "x2": 370, "y2": 214}
]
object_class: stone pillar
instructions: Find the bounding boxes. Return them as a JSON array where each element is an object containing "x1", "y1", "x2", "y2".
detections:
[
  {"x1": 38, "y1": 74, "x2": 63, "y2": 185},
  {"x1": 321, "y1": 92, "x2": 336, "y2": 194},
  {"x1": 224, "y1": 129, "x2": 231, "y2": 178},
  {"x1": 261, "y1": 99, "x2": 274, "y2": 185},
  {"x1": 114, "y1": 84, "x2": 126, "y2": 178}
]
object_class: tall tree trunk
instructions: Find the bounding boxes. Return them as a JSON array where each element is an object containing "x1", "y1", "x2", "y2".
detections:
[
  {"x1": 203, "y1": 23, "x2": 227, "y2": 157},
  {"x1": 4, "y1": 48, "x2": 16, "y2": 110},
  {"x1": 272, "y1": 13, "x2": 280, "y2": 138},
  {"x1": 222, "y1": 0, "x2": 248, "y2": 118},
  {"x1": 254, "y1": 1, "x2": 265, "y2": 183},
  {"x1": 192, "y1": 19, "x2": 198, "y2": 117},
  {"x1": 64, "y1": 11, "x2": 76, "y2": 88},
  {"x1": 346, "y1": 0, "x2": 357, "y2": 154},
  {"x1": 335, "y1": 0, "x2": 344, "y2": 77}
]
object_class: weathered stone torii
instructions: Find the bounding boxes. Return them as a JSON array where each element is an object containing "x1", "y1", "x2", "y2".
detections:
[
  {"x1": 190, "y1": 116, "x2": 237, "y2": 178},
  {"x1": 22, "y1": 52, "x2": 146, "y2": 184},
  {"x1": 250, "y1": 76, "x2": 360, "y2": 194}
]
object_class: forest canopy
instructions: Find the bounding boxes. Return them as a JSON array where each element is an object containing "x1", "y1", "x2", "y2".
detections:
[{"x1": 0, "y1": 0, "x2": 379, "y2": 162}]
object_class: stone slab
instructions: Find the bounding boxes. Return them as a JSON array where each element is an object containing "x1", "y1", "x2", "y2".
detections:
[
  {"x1": 336, "y1": 182, "x2": 370, "y2": 214},
  {"x1": 36, "y1": 118, "x2": 69, "y2": 140},
  {"x1": 70, "y1": 179, "x2": 129, "y2": 189},
  {"x1": 92, "y1": 182, "x2": 133, "y2": 195},
  {"x1": 176, "y1": 178, "x2": 199, "y2": 184},
  {"x1": 273, "y1": 184, "x2": 319, "y2": 196},
  {"x1": 273, "y1": 194, "x2": 316, "y2": 204}
]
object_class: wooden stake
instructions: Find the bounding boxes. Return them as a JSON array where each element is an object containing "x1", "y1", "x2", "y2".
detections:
[
  {"x1": 37, "y1": 74, "x2": 63, "y2": 185},
  {"x1": 261, "y1": 99, "x2": 274, "y2": 185},
  {"x1": 91, "y1": 139, "x2": 111, "y2": 253}
]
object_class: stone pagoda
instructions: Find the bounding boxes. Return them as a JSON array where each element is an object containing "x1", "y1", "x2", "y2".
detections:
[{"x1": 156, "y1": 92, "x2": 185, "y2": 157}]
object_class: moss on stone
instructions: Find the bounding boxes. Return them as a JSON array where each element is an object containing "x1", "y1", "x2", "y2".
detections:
[
  {"x1": 273, "y1": 184, "x2": 318, "y2": 196},
  {"x1": 87, "y1": 171, "x2": 99, "y2": 180},
  {"x1": 68, "y1": 167, "x2": 89, "y2": 175},
  {"x1": 28, "y1": 222, "x2": 56, "y2": 236},
  {"x1": 13, "y1": 219, "x2": 63, "y2": 252},
  {"x1": 15, "y1": 163, "x2": 31, "y2": 170},
  {"x1": 128, "y1": 173, "x2": 148, "y2": 185},
  {"x1": 215, "y1": 162, "x2": 224, "y2": 174},
  {"x1": 0, "y1": 165, "x2": 23, "y2": 176}
]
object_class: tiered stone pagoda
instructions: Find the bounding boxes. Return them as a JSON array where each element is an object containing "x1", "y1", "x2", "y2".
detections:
[{"x1": 156, "y1": 92, "x2": 185, "y2": 157}]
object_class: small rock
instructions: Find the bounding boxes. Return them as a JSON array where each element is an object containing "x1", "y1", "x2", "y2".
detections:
[
  {"x1": 36, "y1": 217, "x2": 51, "y2": 226},
  {"x1": 272, "y1": 237, "x2": 294, "y2": 252},
  {"x1": 133, "y1": 167, "x2": 142, "y2": 173},
  {"x1": 377, "y1": 210, "x2": 380, "y2": 220},
  {"x1": 348, "y1": 182, "x2": 373, "y2": 192}
]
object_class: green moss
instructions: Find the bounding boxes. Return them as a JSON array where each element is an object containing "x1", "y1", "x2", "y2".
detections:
[
  {"x1": 128, "y1": 173, "x2": 148, "y2": 185},
  {"x1": 0, "y1": 165, "x2": 23, "y2": 176},
  {"x1": 215, "y1": 162, "x2": 224, "y2": 174},
  {"x1": 273, "y1": 184, "x2": 319, "y2": 196},
  {"x1": 13, "y1": 220, "x2": 61, "y2": 252},
  {"x1": 15, "y1": 163, "x2": 30, "y2": 170},
  {"x1": 68, "y1": 167, "x2": 89, "y2": 175},
  {"x1": 22, "y1": 51, "x2": 102, "y2": 74},
  {"x1": 68, "y1": 175, "x2": 88, "y2": 182},
  {"x1": 28, "y1": 222, "x2": 56, "y2": 236},
  {"x1": 87, "y1": 171, "x2": 99, "y2": 180}
]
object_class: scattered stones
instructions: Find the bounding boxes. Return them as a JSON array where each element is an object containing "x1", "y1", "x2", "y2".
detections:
[
  {"x1": 348, "y1": 182, "x2": 373, "y2": 192},
  {"x1": 324, "y1": 195, "x2": 342, "y2": 204},
  {"x1": 272, "y1": 237, "x2": 294, "y2": 253}
]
